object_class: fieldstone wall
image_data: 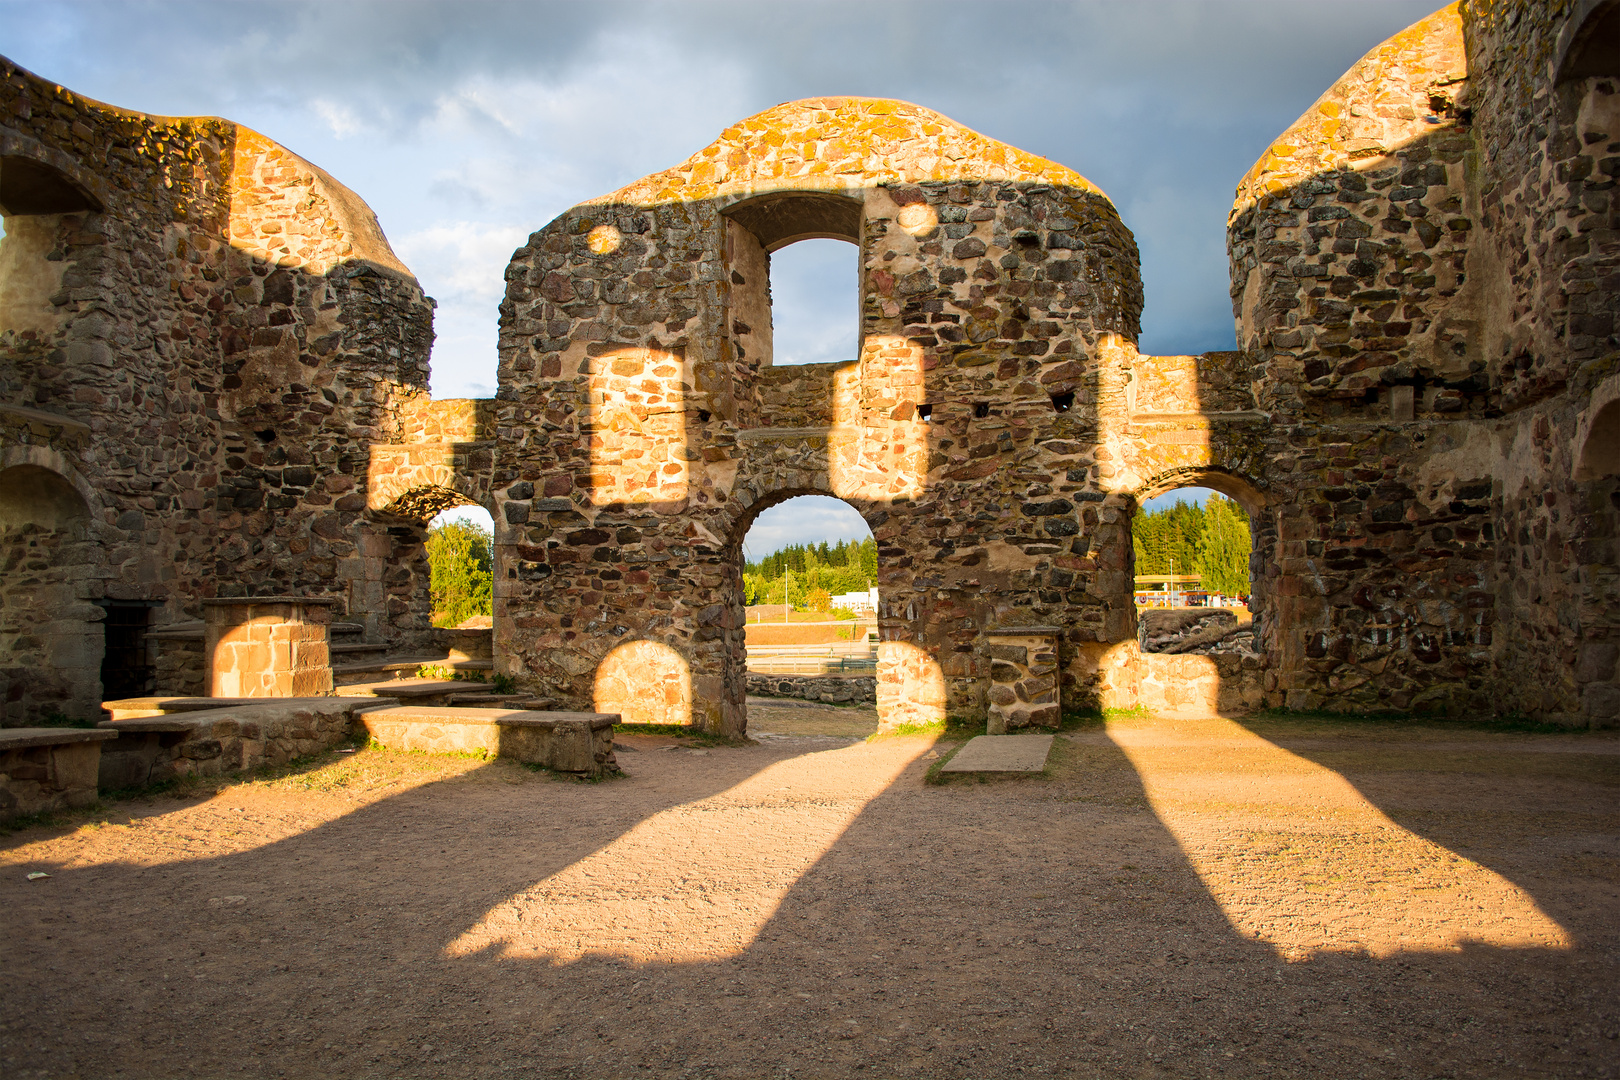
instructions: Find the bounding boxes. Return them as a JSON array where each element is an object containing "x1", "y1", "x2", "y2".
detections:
[
  {"x1": 745, "y1": 673, "x2": 877, "y2": 705},
  {"x1": 0, "y1": 54, "x2": 441, "y2": 719},
  {"x1": 6, "y1": 1, "x2": 1618, "y2": 734}
]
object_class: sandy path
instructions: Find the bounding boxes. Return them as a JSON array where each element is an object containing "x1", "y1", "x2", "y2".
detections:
[{"x1": 1, "y1": 710, "x2": 1616, "y2": 1079}]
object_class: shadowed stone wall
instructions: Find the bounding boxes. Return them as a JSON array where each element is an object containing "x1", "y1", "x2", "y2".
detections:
[
  {"x1": 6, "y1": 0, "x2": 1617, "y2": 733},
  {"x1": 0, "y1": 56, "x2": 439, "y2": 720}
]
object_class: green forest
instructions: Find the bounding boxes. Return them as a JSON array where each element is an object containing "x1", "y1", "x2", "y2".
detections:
[
  {"x1": 744, "y1": 537, "x2": 878, "y2": 611},
  {"x1": 427, "y1": 518, "x2": 493, "y2": 627},
  {"x1": 1132, "y1": 494, "x2": 1253, "y2": 597}
]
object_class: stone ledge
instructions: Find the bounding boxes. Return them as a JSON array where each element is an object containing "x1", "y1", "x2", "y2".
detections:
[
  {"x1": 0, "y1": 727, "x2": 118, "y2": 750},
  {"x1": 0, "y1": 403, "x2": 93, "y2": 436},
  {"x1": 984, "y1": 626, "x2": 1062, "y2": 636},
  {"x1": 201, "y1": 596, "x2": 341, "y2": 606}
]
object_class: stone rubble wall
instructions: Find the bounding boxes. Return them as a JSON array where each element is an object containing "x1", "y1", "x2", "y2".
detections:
[
  {"x1": 0, "y1": 55, "x2": 437, "y2": 720},
  {"x1": 96, "y1": 698, "x2": 360, "y2": 789},
  {"x1": 745, "y1": 673, "x2": 877, "y2": 705},
  {"x1": 1459, "y1": 0, "x2": 1620, "y2": 725}
]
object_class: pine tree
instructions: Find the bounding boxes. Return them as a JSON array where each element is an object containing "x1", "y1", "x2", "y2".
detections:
[{"x1": 426, "y1": 519, "x2": 493, "y2": 627}]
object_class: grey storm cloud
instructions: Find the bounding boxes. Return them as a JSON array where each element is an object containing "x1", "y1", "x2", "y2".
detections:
[{"x1": 2, "y1": 0, "x2": 1441, "y2": 544}]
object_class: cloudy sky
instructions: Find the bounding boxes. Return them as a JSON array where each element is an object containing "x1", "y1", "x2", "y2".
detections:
[{"x1": 2, "y1": 0, "x2": 1437, "y2": 548}]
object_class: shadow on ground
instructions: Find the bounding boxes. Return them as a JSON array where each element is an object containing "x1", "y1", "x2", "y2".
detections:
[{"x1": 0, "y1": 709, "x2": 1616, "y2": 1079}]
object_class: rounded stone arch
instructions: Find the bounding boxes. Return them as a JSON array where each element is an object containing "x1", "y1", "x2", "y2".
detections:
[
  {"x1": 721, "y1": 190, "x2": 863, "y2": 252},
  {"x1": 1575, "y1": 374, "x2": 1620, "y2": 482},
  {"x1": 1556, "y1": 0, "x2": 1620, "y2": 84},
  {"x1": 374, "y1": 484, "x2": 491, "y2": 524},
  {"x1": 723, "y1": 483, "x2": 883, "y2": 554},
  {"x1": 1134, "y1": 466, "x2": 1270, "y2": 519},
  {"x1": 0, "y1": 445, "x2": 103, "y2": 524},
  {"x1": 1129, "y1": 464, "x2": 1273, "y2": 614}
]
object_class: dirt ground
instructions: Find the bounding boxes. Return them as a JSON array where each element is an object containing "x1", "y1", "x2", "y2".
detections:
[{"x1": 2, "y1": 704, "x2": 1618, "y2": 1079}]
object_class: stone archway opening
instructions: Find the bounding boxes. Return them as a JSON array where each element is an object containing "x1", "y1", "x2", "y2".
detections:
[
  {"x1": 0, "y1": 463, "x2": 103, "y2": 725},
  {"x1": 735, "y1": 492, "x2": 882, "y2": 728},
  {"x1": 426, "y1": 504, "x2": 495, "y2": 630},
  {"x1": 367, "y1": 484, "x2": 491, "y2": 652},
  {"x1": 1121, "y1": 471, "x2": 1270, "y2": 716}
]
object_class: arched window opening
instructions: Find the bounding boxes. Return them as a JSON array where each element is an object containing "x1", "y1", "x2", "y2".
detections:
[
  {"x1": 427, "y1": 505, "x2": 494, "y2": 629},
  {"x1": 769, "y1": 238, "x2": 860, "y2": 367},
  {"x1": 722, "y1": 192, "x2": 862, "y2": 371},
  {"x1": 1, "y1": 155, "x2": 101, "y2": 351},
  {"x1": 1131, "y1": 485, "x2": 1257, "y2": 656}
]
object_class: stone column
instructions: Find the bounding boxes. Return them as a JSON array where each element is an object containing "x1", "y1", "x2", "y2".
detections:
[
  {"x1": 203, "y1": 597, "x2": 338, "y2": 698},
  {"x1": 983, "y1": 628, "x2": 1061, "y2": 734}
]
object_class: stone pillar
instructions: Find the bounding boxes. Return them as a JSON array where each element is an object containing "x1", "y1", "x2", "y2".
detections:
[
  {"x1": 984, "y1": 628, "x2": 1061, "y2": 734},
  {"x1": 203, "y1": 597, "x2": 337, "y2": 698}
]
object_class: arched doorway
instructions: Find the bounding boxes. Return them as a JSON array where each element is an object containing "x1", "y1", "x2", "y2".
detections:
[
  {"x1": 1122, "y1": 469, "x2": 1271, "y2": 715},
  {"x1": 0, "y1": 461, "x2": 103, "y2": 724}
]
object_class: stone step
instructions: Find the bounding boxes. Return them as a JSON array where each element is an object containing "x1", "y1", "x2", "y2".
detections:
[
  {"x1": 329, "y1": 642, "x2": 389, "y2": 656},
  {"x1": 330, "y1": 622, "x2": 366, "y2": 636},
  {"x1": 332, "y1": 656, "x2": 493, "y2": 679},
  {"x1": 445, "y1": 693, "x2": 529, "y2": 707}
]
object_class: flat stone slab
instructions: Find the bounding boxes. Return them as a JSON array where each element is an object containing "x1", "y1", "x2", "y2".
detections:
[
  {"x1": 103, "y1": 696, "x2": 345, "y2": 721},
  {"x1": 0, "y1": 727, "x2": 118, "y2": 750},
  {"x1": 359, "y1": 707, "x2": 619, "y2": 776},
  {"x1": 939, "y1": 733, "x2": 1055, "y2": 774},
  {"x1": 335, "y1": 678, "x2": 490, "y2": 698}
]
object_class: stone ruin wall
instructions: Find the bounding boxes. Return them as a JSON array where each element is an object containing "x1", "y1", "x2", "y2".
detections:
[
  {"x1": 1226, "y1": 0, "x2": 1620, "y2": 723},
  {"x1": 0, "y1": 57, "x2": 438, "y2": 719},
  {"x1": 489, "y1": 98, "x2": 1166, "y2": 734},
  {"x1": 4, "y1": 0, "x2": 1618, "y2": 731}
]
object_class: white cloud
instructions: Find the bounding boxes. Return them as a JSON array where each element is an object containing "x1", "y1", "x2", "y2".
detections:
[
  {"x1": 742, "y1": 496, "x2": 873, "y2": 560},
  {"x1": 312, "y1": 99, "x2": 365, "y2": 139}
]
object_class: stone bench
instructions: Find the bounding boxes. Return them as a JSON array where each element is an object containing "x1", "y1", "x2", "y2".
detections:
[
  {"x1": 358, "y1": 706, "x2": 618, "y2": 777},
  {"x1": 0, "y1": 727, "x2": 118, "y2": 822},
  {"x1": 336, "y1": 678, "x2": 493, "y2": 706},
  {"x1": 97, "y1": 697, "x2": 384, "y2": 789}
]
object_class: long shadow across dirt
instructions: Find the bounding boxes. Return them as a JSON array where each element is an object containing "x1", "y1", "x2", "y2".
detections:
[{"x1": 1, "y1": 710, "x2": 1616, "y2": 1079}]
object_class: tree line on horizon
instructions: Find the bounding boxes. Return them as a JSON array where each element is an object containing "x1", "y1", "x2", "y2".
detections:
[
  {"x1": 1132, "y1": 494, "x2": 1252, "y2": 597},
  {"x1": 744, "y1": 537, "x2": 878, "y2": 611}
]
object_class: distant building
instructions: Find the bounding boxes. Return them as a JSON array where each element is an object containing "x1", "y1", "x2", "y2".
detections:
[{"x1": 831, "y1": 587, "x2": 879, "y2": 614}]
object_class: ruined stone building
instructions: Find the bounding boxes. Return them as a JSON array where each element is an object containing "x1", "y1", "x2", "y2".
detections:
[{"x1": 1, "y1": 0, "x2": 1616, "y2": 733}]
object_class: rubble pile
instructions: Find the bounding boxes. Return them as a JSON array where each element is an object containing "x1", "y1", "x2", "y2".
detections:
[{"x1": 1140, "y1": 609, "x2": 1259, "y2": 656}]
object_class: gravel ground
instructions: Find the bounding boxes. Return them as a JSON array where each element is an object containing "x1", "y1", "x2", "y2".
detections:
[{"x1": 1, "y1": 706, "x2": 1617, "y2": 1079}]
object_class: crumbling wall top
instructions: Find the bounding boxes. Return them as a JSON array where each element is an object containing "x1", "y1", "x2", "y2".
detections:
[
  {"x1": 586, "y1": 96, "x2": 1115, "y2": 209},
  {"x1": 1230, "y1": 3, "x2": 1467, "y2": 218}
]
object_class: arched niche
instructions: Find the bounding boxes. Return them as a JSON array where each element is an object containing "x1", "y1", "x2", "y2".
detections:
[
  {"x1": 0, "y1": 462, "x2": 103, "y2": 724},
  {"x1": 1576, "y1": 399, "x2": 1620, "y2": 482},
  {"x1": 594, "y1": 640, "x2": 692, "y2": 727},
  {"x1": 1556, "y1": 0, "x2": 1620, "y2": 83},
  {"x1": 0, "y1": 154, "x2": 102, "y2": 216}
]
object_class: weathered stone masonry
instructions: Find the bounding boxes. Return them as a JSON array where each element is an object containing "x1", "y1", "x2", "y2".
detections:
[{"x1": 3, "y1": 0, "x2": 1617, "y2": 734}]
